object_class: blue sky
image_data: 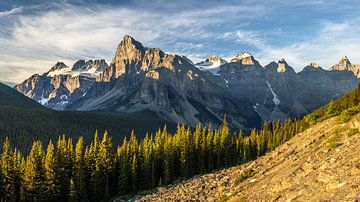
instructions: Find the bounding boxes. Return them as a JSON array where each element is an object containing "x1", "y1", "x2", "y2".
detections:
[{"x1": 1, "y1": 0, "x2": 360, "y2": 82}]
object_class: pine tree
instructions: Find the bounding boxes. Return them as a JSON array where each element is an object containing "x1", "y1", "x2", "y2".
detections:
[
  {"x1": 117, "y1": 137, "x2": 129, "y2": 194},
  {"x1": 99, "y1": 131, "x2": 115, "y2": 199},
  {"x1": 44, "y1": 140, "x2": 60, "y2": 200},
  {"x1": 23, "y1": 141, "x2": 45, "y2": 201},
  {"x1": 12, "y1": 149, "x2": 24, "y2": 202},
  {"x1": 74, "y1": 136, "x2": 87, "y2": 201},
  {"x1": 1, "y1": 137, "x2": 15, "y2": 201}
]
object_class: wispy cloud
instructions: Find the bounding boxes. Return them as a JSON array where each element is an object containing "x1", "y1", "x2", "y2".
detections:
[
  {"x1": 0, "y1": 7, "x2": 23, "y2": 17},
  {"x1": 1, "y1": 1, "x2": 360, "y2": 82},
  {"x1": 0, "y1": 2, "x2": 267, "y2": 82}
]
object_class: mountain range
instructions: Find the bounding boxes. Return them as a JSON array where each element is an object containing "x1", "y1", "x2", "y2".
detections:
[{"x1": 15, "y1": 35, "x2": 360, "y2": 129}]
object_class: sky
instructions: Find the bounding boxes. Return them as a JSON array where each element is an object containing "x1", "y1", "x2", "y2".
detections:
[{"x1": 1, "y1": 0, "x2": 360, "y2": 82}]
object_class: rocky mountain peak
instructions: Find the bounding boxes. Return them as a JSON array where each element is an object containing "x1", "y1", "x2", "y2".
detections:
[
  {"x1": 206, "y1": 56, "x2": 227, "y2": 64},
  {"x1": 339, "y1": 55, "x2": 350, "y2": 64},
  {"x1": 72, "y1": 59, "x2": 109, "y2": 73},
  {"x1": 329, "y1": 56, "x2": 360, "y2": 78},
  {"x1": 118, "y1": 35, "x2": 145, "y2": 55},
  {"x1": 231, "y1": 52, "x2": 255, "y2": 65},
  {"x1": 309, "y1": 62, "x2": 320, "y2": 68},
  {"x1": 49, "y1": 62, "x2": 68, "y2": 71},
  {"x1": 277, "y1": 58, "x2": 289, "y2": 73},
  {"x1": 72, "y1": 60, "x2": 86, "y2": 70}
]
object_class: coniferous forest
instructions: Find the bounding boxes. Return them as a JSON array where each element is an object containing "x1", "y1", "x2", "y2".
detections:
[{"x1": 0, "y1": 84, "x2": 359, "y2": 201}]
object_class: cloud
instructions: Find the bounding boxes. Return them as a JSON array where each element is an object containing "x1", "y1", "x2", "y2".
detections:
[
  {"x1": 1, "y1": 0, "x2": 360, "y2": 82},
  {"x1": 0, "y1": 7, "x2": 23, "y2": 17},
  {"x1": 0, "y1": 2, "x2": 267, "y2": 82},
  {"x1": 255, "y1": 18, "x2": 360, "y2": 71}
]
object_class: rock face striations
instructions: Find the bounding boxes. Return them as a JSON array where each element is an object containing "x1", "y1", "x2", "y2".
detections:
[
  {"x1": 16, "y1": 35, "x2": 360, "y2": 129},
  {"x1": 67, "y1": 35, "x2": 259, "y2": 129}
]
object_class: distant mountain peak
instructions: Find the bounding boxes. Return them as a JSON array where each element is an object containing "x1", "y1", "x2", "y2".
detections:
[
  {"x1": 231, "y1": 52, "x2": 255, "y2": 65},
  {"x1": 277, "y1": 59, "x2": 289, "y2": 73},
  {"x1": 119, "y1": 35, "x2": 145, "y2": 53},
  {"x1": 195, "y1": 56, "x2": 226, "y2": 75},
  {"x1": 206, "y1": 55, "x2": 227, "y2": 63},
  {"x1": 309, "y1": 62, "x2": 320, "y2": 68},
  {"x1": 264, "y1": 59, "x2": 295, "y2": 74},
  {"x1": 330, "y1": 56, "x2": 360, "y2": 77},
  {"x1": 49, "y1": 62, "x2": 68, "y2": 71},
  {"x1": 72, "y1": 59, "x2": 108, "y2": 72}
]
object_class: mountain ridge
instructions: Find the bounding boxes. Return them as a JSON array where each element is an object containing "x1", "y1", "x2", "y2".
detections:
[{"x1": 15, "y1": 35, "x2": 360, "y2": 129}]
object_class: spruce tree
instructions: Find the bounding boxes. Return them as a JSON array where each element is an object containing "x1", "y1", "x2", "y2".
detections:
[
  {"x1": 44, "y1": 140, "x2": 60, "y2": 200},
  {"x1": 23, "y1": 141, "x2": 45, "y2": 201},
  {"x1": 1, "y1": 137, "x2": 15, "y2": 201}
]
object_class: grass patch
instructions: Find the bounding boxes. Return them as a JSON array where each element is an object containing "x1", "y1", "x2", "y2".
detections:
[
  {"x1": 235, "y1": 169, "x2": 254, "y2": 185},
  {"x1": 347, "y1": 128, "x2": 359, "y2": 137},
  {"x1": 327, "y1": 134, "x2": 341, "y2": 149},
  {"x1": 338, "y1": 106, "x2": 360, "y2": 124}
]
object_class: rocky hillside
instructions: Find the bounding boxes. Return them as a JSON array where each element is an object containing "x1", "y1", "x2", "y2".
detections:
[{"x1": 136, "y1": 113, "x2": 360, "y2": 201}]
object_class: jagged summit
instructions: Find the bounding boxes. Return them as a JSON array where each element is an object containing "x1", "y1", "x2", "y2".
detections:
[
  {"x1": 72, "y1": 59, "x2": 108, "y2": 72},
  {"x1": 49, "y1": 62, "x2": 68, "y2": 71},
  {"x1": 277, "y1": 58, "x2": 292, "y2": 73},
  {"x1": 264, "y1": 59, "x2": 295, "y2": 74},
  {"x1": 302, "y1": 62, "x2": 324, "y2": 72},
  {"x1": 330, "y1": 56, "x2": 360, "y2": 78},
  {"x1": 309, "y1": 62, "x2": 320, "y2": 68},
  {"x1": 231, "y1": 52, "x2": 255, "y2": 65},
  {"x1": 206, "y1": 55, "x2": 227, "y2": 64},
  {"x1": 195, "y1": 55, "x2": 227, "y2": 75},
  {"x1": 119, "y1": 35, "x2": 146, "y2": 52}
]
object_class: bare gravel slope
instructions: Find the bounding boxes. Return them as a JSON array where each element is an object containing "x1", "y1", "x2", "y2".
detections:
[{"x1": 136, "y1": 113, "x2": 360, "y2": 201}]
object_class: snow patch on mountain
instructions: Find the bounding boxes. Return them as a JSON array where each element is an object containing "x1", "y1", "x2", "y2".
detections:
[
  {"x1": 195, "y1": 61, "x2": 221, "y2": 75},
  {"x1": 266, "y1": 81, "x2": 280, "y2": 106}
]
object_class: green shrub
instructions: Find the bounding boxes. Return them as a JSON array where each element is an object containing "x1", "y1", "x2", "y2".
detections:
[
  {"x1": 347, "y1": 128, "x2": 359, "y2": 137},
  {"x1": 327, "y1": 134, "x2": 341, "y2": 149},
  {"x1": 235, "y1": 169, "x2": 254, "y2": 185},
  {"x1": 338, "y1": 106, "x2": 360, "y2": 123}
]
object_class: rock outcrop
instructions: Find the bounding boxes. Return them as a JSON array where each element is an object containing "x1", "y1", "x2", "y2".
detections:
[{"x1": 330, "y1": 56, "x2": 360, "y2": 78}]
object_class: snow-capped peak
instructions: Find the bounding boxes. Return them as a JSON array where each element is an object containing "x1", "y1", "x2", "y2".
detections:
[
  {"x1": 47, "y1": 59, "x2": 109, "y2": 78},
  {"x1": 195, "y1": 56, "x2": 227, "y2": 75},
  {"x1": 230, "y1": 52, "x2": 255, "y2": 65}
]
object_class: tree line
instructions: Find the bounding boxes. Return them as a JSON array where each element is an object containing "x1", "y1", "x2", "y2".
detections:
[{"x1": 0, "y1": 116, "x2": 308, "y2": 202}]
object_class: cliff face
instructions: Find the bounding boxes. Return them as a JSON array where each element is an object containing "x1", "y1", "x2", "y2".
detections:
[
  {"x1": 15, "y1": 60, "x2": 108, "y2": 110},
  {"x1": 330, "y1": 56, "x2": 360, "y2": 78},
  {"x1": 69, "y1": 35, "x2": 260, "y2": 128},
  {"x1": 136, "y1": 113, "x2": 360, "y2": 202},
  {"x1": 15, "y1": 35, "x2": 360, "y2": 128}
]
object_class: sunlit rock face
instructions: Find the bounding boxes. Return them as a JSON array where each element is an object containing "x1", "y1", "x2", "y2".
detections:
[
  {"x1": 15, "y1": 60, "x2": 107, "y2": 110},
  {"x1": 15, "y1": 36, "x2": 360, "y2": 129},
  {"x1": 330, "y1": 56, "x2": 360, "y2": 78},
  {"x1": 66, "y1": 36, "x2": 260, "y2": 129}
]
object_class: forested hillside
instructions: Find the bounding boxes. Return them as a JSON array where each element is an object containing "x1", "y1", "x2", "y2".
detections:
[
  {"x1": 0, "y1": 84, "x2": 359, "y2": 201},
  {"x1": 0, "y1": 83, "x2": 43, "y2": 109},
  {"x1": 0, "y1": 82, "x2": 178, "y2": 152}
]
